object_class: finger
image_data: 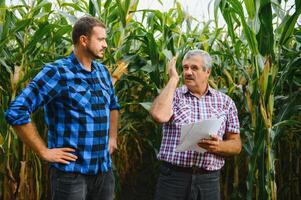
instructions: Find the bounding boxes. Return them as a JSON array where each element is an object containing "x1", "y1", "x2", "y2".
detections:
[
  {"x1": 57, "y1": 158, "x2": 70, "y2": 165},
  {"x1": 61, "y1": 156, "x2": 77, "y2": 161},
  {"x1": 169, "y1": 56, "x2": 177, "y2": 65},
  {"x1": 197, "y1": 143, "x2": 209, "y2": 148},
  {"x1": 197, "y1": 143, "x2": 204, "y2": 148},
  {"x1": 58, "y1": 154, "x2": 77, "y2": 162},
  {"x1": 60, "y1": 148, "x2": 76, "y2": 152},
  {"x1": 62, "y1": 152, "x2": 78, "y2": 159},
  {"x1": 167, "y1": 61, "x2": 175, "y2": 71},
  {"x1": 199, "y1": 140, "x2": 212, "y2": 145},
  {"x1": 109, "y1": 146, "x2": 116, "y2": 154},
  {"x1": 171, "y1": 54, "x2": 178, "y2": 62},
  {"x1": 210, "y1": 135, "x2": 219, "y2": 141}
]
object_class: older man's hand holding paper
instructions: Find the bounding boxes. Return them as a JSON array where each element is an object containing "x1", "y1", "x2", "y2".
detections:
[{"x1": 175, "y1": 118, "x2": 223, "y2": 153}]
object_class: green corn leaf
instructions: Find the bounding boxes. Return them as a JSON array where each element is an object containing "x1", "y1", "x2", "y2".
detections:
[
  {"x1": 139, "y1": 102, "x2": 152, "y2": 111},
  {"x1": 244, "y1": 0, "x2": 255, "y2": 19},
  {"x1": 89, "y1": 0, "x2": 96, "y2": 16},
  {"x1": 279, "y1": 9, "x2": 301, "y2": 45},
  {"x1": 256, "y1": 0, "x2": 274, "y2": 56}
]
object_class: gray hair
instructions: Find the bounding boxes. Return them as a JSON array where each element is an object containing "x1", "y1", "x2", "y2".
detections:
[{"x1": 183, "y1": 49, "x2": 213, "y2": 70}]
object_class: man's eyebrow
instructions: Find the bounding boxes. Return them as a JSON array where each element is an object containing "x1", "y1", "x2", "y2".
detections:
[{"x1": 182, "y1": 64, "x2": 199, "y2": 68}]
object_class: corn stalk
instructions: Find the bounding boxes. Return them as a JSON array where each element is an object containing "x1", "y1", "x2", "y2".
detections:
[{"x1": 216, "y1": 0, "x2": 301, "y2": 199}]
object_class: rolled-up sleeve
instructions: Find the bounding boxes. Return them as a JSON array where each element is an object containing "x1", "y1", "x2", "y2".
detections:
[
  {"x1": 5, "y1": 64, "x2": 62, "y2": 125},
  {"x1": 108, "y1": 78, "x2": 120, "y2": 111},
  {"x1": 225, "y1": 99, "x2": 240, "y2": 134}
]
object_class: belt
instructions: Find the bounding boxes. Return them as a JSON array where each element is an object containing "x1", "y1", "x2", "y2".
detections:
[{"x1": 162, "y1": 161, "x2": 219, "y2": 175}]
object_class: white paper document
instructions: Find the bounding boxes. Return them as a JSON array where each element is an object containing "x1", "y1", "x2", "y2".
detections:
[{"x1": 175, "y1": 118, "x2": 223, "y2": 153}]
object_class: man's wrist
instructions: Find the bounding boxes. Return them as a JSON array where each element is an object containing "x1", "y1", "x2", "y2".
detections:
[
  {"x1": 109, "y1": 135, "x2": 117, "y2": 140},
  {"x1": 38, "y1": 147, "x2": 49, "y2": 159},
  {"x1": 170, "y1": 76, "x2": 179, "y2": 82},
  {"x1": 169, "y1": 77, "x2": 179, "y2": 87}
]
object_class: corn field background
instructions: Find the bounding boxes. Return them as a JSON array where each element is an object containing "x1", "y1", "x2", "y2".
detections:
[{"x1": 0, "y1": 0, "x2": 300, "y2": 199}]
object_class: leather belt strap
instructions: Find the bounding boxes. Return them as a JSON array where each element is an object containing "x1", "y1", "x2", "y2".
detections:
[{"x1": 162, "y1": 161, "x2": 219, "y2": 174}]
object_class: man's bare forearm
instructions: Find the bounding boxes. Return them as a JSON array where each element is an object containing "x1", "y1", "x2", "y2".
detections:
[
  {"x1": 13, "y1": 122, "x2": 48, "y2": 157},
  {"x1": 108, "y1": 109, "x2": 119, "y2": 155},
  {"x1": 150, "y1": 77, "x2": 178, "y2": 123},
  {"x1": 109, "y1": 110, "x2": 119, "y2": 139},
  {"x1": 150, "y1": 56, "x2": 179, "y2": 123},
  {"x1": 198, "y1": 133, "x2": 242, "y2": 156},
  {"x1": 13, "y1": 122, "x2": 77, "y2": 164},
  {"x1": 217, "y1": 137, "x2": 242, "y2": 156}
]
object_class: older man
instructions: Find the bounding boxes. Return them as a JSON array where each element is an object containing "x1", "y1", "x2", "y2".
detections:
[{"x1": 150, "y1": 49, "x2": 241, "y2": 200}]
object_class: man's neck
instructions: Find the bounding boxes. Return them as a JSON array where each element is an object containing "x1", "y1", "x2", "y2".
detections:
[
  {"x1": 189, "y1": 84, "x2": 208, "y2": 98},
  {"x1": 74, "y1": 48, "x2": 93, "y2": 72}
]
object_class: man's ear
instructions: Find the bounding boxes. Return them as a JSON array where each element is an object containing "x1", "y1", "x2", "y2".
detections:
[
  {"x1": 79, "y1": 35, "x2": 88, "y2": 47},
  {"x1": 207, "y1": 68, "x2": 211, "y2": 75}
]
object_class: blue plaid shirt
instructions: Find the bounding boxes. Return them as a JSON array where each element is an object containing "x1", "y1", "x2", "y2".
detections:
[{"x1": 5, "y1": 53, "x2": 120, "y2": 174}]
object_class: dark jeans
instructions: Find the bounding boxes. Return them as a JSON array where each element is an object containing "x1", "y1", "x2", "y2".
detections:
[
  {"x1": 50, "y1": 167, "x2": 115, "y2": 200},
  {"x1": 155, "y1": 162, "x2": 220, "y2": 200}
]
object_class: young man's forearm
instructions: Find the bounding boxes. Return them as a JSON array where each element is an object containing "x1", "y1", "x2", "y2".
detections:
[
  {"x1": 13, "y1": 123, "x2": 77, "y2": 164},
  {"x1": 13, "y1": 122, "x2": 48, "y2": 156},
  {"x1": 108, "y1": 109, "x2": 119, "y2": 154},
  {"x1": 109, "y1": 110, "x2": 119, "y2": 139}
]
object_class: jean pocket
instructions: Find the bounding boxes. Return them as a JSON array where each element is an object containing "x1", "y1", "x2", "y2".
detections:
[
  {"x1": 59, "y1": 172, "x2": 78, "y2": 179},
  {"x1": 51, "y1": 168, "x2": 79, "y2": 183},
  {"x1": 201, "y1": 170, "x2": 220, "y2": 181},
  {"x1": 160, "y1": 164, "x2": 172, "y2": 176},
  {"x1": 56, "y1": 169, "x2": 77, "y2": 178}
]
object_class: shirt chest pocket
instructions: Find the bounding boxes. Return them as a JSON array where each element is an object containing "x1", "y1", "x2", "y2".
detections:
[
  {"x1": 172, "y1": 103, "x2": 191, "y2": 125},
  {"x1": 208, "y1": 106, "x2": 227, "y2": 121},
  {"x1": 207, "y1": 106, "x2": 228, "y2": 136},
  {"x1": 69, "y1": 85, "x2": 91, "y2": 107},
  {"x1": 93, "y1": 77, "x2": 111, "y2": 105},
  {"x1": 99, "y1": 85, "x2": 111, "y2": 105}
]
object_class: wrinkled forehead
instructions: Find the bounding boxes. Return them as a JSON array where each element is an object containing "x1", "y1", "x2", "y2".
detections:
[{"x1": 182, "y1": 55, "x2": 204, "y2": 66}]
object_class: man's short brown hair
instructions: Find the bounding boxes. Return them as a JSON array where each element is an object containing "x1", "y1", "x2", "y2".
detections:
[{"x1": 72, "y1": 16, "x2": 106, "y2": 45}]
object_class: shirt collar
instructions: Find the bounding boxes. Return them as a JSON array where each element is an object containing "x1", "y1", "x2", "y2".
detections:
[
  {"x1": 68, "y1": 52, "x2": 98, "y2": 72},
  {"x1": 182, "y1": 84, "x2": 214, "y2": 97}
]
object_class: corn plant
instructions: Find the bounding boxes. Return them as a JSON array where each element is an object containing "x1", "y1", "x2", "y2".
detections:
[
  {"x1": 0, "y1": 0, "x2": 300, "y2": 199},
  {"x1": 214, "y1": 0, "x2": 301, "y2": 199}
]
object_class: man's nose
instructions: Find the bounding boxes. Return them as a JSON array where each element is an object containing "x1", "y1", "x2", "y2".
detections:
[
  {"x1": 185, "y1": 68, "x2": 192, "y2": 75},
  {"x1": 103, "y1": 40, "x2": 107, "y2": 48}
]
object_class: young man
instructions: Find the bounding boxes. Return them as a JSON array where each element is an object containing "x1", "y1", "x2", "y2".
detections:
[
  {"x1": 5, "y1": 16, "x2": 119, "y2": 200},
  {"x1": 150, "y1": 49, "x2": 242, "y2": 200}
]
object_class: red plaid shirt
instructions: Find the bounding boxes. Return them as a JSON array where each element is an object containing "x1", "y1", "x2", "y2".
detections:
[{"x1": 157, "y1": 85, "x2": 240, "y2": 170}]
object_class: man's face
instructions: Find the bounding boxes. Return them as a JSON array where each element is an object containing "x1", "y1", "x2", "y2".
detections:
[
  {"x1": 86, "y1": 26, "x2": 107, "y2": 59},
  {"x1": 182, "y1": 55, "x2": 210, "y2": 91}
]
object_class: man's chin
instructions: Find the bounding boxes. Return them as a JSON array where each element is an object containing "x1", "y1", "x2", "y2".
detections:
[
  {"x1": 184, "y1": 80, "x2": 194, "y2": 85},
  {"x1": 98, "y1": 52, "x2": 105, "y2": 58},
  {"x1": 92, "y1": 54, "x2": 103, "y2": 59}
]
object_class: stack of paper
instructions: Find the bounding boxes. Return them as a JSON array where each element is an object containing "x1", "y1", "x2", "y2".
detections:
[{"x1": 175, "y1": 118, "x2": 223, "y2": 153}]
